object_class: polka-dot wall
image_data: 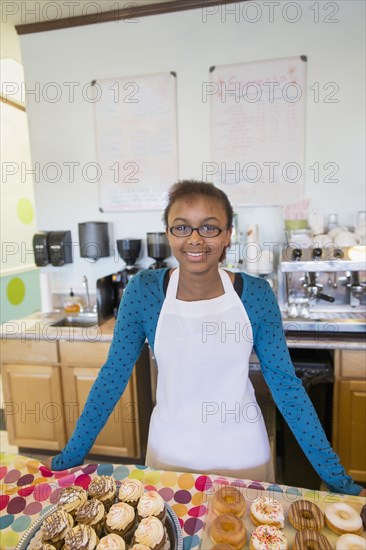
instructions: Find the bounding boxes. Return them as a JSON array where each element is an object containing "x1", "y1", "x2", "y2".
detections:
[
  {"x1": 6, "y1": 277, "x2": 25, "y2": 306},
  {"x1": 16, "y1": 198, "x2": 34, "y2": 225}
]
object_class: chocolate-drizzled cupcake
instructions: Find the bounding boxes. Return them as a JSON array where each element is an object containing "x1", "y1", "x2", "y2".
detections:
[
  {"x1": 76, "y1": 498, "x2": 105, "y2": 537},
  {"x1": 33, "y1": 544, "x2": 57, "y2": 550},
  {"x1": 118, "y1": 479, "x2": 144, "y2": 508},
  {"x1": 137, "y1": 491, "x2": 166, "y2": 523},
  {"x1": 88, "y1": 476, "x2": 116, "y2": 512},
  {"x1": 105, "y1": 502, "x2": 136, "y2": 541},
  {"x1": 97, "y1": 533, "x2": 126, "y2": 549},
  {"x1": 133, "y1": 516, "x2": 167, "y2": 550},
  {"x1": 40, "y1": 509, "x2": 74, "y2": 549},
  {"x1": 57, "y1": 485, "x2": 88, "y2": 517},
  {"x1": 63, "y1": 524, "x2": 99, "y2": 550}
]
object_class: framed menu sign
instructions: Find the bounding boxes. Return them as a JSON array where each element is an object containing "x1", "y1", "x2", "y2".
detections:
[
  {"x1": 208, "y1": 56, "x2": 307, "y2": 206},
  {"x1": 93, "y1": 72, "x2": 178, "y2": 211}
]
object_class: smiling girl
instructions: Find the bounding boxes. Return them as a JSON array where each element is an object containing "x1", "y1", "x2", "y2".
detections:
[{"x1": 49, "y1": 180, "x2": 364, "y2": 496}]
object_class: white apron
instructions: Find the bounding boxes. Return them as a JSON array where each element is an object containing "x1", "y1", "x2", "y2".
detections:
[{"x1": 145, "y1": 268, "x2": 274, "y2": 481}]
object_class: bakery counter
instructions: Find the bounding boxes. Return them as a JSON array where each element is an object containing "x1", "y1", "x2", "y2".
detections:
[{"x1": 1, "y1": 453, "x2": 365, "y2": 550}]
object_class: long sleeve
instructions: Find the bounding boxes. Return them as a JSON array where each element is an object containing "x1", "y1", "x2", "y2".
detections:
[
  {"x1": 51, "y1": 275, "x2": 147, "y2": 471},
  {"x1": 249, "y1": 280, "x2": 363, "y2": 496}
]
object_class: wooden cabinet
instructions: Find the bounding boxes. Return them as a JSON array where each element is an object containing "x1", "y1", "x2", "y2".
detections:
[
  {"x1": 59, "y1": 341, "x2": 140, "y2": 459},
  {"x1": 333, "y1": 350, "x2": 366, "y2": 482},
  {"x1": 1, "y1": 340, "x2": 65, "y2": 450}
]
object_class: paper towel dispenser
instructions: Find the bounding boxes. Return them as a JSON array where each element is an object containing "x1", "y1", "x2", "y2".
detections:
[
  {"x1": 33, "y1": 232, "x2": 49, "y2": 266},
  {"x1": 48, "y1": 231, "x2": 73, "y2": 266},
  {"x1": 78, "y1": 222, "x2": 110, "y2": 261}
]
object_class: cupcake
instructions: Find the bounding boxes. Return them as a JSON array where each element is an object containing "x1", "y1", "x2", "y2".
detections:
[
  {"x1": 105, "y1": 502, "x2": 136, "y2": 541},
  {"x1": 137, "y1": 491, "x2": 166, "y2": 523},
  {"x1": 133, "y1": 516, "x2": 167, "y2": 550},
  {"x1": 40, "y1": 509, "x2": 74, "y2": 549},
  {"x1": 97, "y1": 533, "x2": 126, "y2": 549},
  {"x1": 88, "y1": 476, "x2": 116, "y2": 511},
  {"x1": 63, "y1": 524, "x2": 99, "y2": 550},
  {"x1": 75, "y1": 498, "x2": 105, "y2": 537},
  {"x1": 57, "y1": 485, "x2": 88, "y2": 517},
  {"x1": 131, "y1": 545, "x2": 151, "y2": 550},
  {"x1": 118, "y1": 479, "x2": 144, "y2": 507},
  {"x1": 33, "y1": 544, "x2": 57, "y2": 550}
]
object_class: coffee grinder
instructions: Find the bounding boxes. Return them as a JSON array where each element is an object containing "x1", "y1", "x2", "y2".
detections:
[
  {"x1": 147, "y1": 232, "x2": 171, "y2": 269},
  {"x1": 112, "y1": 238, "x2": 142, "y2": 315}
]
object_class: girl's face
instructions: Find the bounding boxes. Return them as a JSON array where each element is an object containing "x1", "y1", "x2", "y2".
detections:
[{"x1": 166, "y1": 195, "x2": 232, "y2": 272}]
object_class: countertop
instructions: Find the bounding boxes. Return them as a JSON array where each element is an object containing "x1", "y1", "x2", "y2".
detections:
[
  {"x1": 1, "y1": 453, "x2": 365, "y2": 550},
  {"x1": 1, "y1": 311, "x2": 365, "y2": 350}
]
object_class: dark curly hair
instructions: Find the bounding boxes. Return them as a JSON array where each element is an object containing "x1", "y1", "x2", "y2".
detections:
[{"x1": 162, "y1": 180, "x2": 234, "y2": 229}]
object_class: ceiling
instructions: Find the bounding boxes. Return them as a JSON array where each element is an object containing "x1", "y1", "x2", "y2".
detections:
[{"x1": 2, "y1": 0, "x2": 175, "y2": 26}]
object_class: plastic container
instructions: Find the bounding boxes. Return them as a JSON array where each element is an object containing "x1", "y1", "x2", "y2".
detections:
[{"x1": 64, "y1": 289, "x2": 81, "y2": 313}]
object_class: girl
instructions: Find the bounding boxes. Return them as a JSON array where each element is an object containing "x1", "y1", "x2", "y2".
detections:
[{"x1": 49, "y1": 180, "x2": 364, "y2": 496}]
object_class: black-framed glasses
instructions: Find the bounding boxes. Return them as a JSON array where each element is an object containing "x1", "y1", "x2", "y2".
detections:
[{"x1": 169, "y1": 225, "x2": 230, "y2": 238}]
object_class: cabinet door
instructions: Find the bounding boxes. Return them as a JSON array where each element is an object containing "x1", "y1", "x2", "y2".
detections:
[
  {"x1": 61, "y1": 363, "x2": 139, "y2": 458},
  {"x1": 337, "y1": 379, "x2": 366, "y2": 482},
  {"x1": 1, "y1": 363, "x2": 66, "y2": 450}
]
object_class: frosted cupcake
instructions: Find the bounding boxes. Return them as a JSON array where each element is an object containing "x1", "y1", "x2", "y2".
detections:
[
  {"x1": 75, "y1": 498, "x2": 105, "y2": 537},
  {"x1": 88, "y1": 476, "x2": 116, "y2": 511},
  {"x1": 105, "y1": 501, "x2": 136, "y2": 541},
  {"x1": 97, "y1": 533, "x2": 126, "y2": 549},
  {"x1": 133, "y1": 516, "x2": 167, "y2": 550},
  {"x1": 131, "y1": 545, "x2": 151, "y2": 550},
  {"x1": 63, "y1": 524, "x2": 99, "y2": 550},
  {"x1": 40, "y1": 509, "x2": 74, "y2": 549},
  {"x1": 57, "y1": 485, "x2": 88, "y2": 517},
  {"x1": 137, "y1": 491, "x2": 166, "y2": 523},
  {"x1": 118, "y1": 479, "x2": 145, "y2": 507},
  {"x1": 33, "y1": 544, "x2": 57, "y2": 550}
]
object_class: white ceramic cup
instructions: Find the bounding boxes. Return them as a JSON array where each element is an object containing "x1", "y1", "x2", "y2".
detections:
[
  {"x1": 333, "y1": 231, "x2": 362, "y2": 247},
  {"x1": 312, "y1": 234, "x2": 333, "y2": 247},
  {"x1": 328, "y1": 226, "x2": 349, "y2": 240},
  {"x1": 354, "y1": 224, "x2": 366, "y2": 244}
]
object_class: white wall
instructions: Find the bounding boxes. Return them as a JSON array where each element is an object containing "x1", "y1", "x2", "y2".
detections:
[{"x1": 17, "y1": 1, "x2": 365, "y2": 294}]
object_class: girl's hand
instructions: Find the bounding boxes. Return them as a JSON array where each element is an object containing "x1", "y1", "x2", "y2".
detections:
[
  {"x1": 42, "y1": 457, "x2": 54, "y2": 471},
  {"x1": 359, "y1": 487, "x2": 366, "y2": 497}
]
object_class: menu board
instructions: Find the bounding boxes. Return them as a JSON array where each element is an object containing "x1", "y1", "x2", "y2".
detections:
[
  {"x1": 93, "y1": 72, "x2": 178, "y2": 211},
  {"x1": 209, "y1": 56, "x2": 307, "y2": 206}
]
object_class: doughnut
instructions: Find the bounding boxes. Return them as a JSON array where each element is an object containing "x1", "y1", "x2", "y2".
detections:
[
  {"x1": 250, "y1": 497, "x2": 284, "y2": 528},
  {"x1": 288, "y1": 500, "x2": 324, "y2": 531},
  {"x1": 361, "y1": 504, "x2": 366, "y2": 530},
  {"x1": 335, "y1": 534, "x2": 366, "y2": 549},
  {"x1": 210, "y1": 514, "x2": 246, "y2": 550},
  {"x1": 211, "y1": 544, "x2": 236, "y2": 550},
  {"x1": 213, "y1": 486, "x2": 246, "y2": 518},
  {"x1": 325, "y1": 502, "x2": 363, "y2": 535},
  {"x1": 293, "y1": 529, "x2": 332, "y2": 550},
  {"x1": 249, "y1": 525, "x2": 288, "y2": 550}
]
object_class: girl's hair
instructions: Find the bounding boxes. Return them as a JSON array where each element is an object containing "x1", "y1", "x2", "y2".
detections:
[{"x1": 162, "y1": 180, "x2": 234, "y2": 228}]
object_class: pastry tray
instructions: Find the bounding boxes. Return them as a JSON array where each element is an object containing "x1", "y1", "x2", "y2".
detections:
[
  {"x1": 16, "y1": 501, "x2": 183, "y2": 550},
  {"x1": 199, "y1": 486, "x2": 366, "y2": 549}
]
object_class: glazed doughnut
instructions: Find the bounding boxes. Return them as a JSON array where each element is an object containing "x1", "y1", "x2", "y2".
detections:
[
  {"x1": 293, "y1": 529, "x2": 332, "y2": 550},
  {"x1": 288, "y1": 500, "x2": 324, "y2": 531},
  {"x1": 210, "y1": 514, "x2": 246, "y2": 550},
  {"x1": 361, "y1": 504, "x2": 366, "y2": 530},
  {"x1": 250, "y1": 497, "x2": 284, "y2": 528},
  {"x1": 213, "y1": 486, "x2": 246, "y2": 518},
  {"x1": 211, "y1": 544, "x2": 236, "y2": 550},
  {"x1": 249, "y1": 525, "x2": 288, "y2": 550},
  {"x1": 325, "y1": 502, "x2": 363, "y2": 535},
  {"x1": 335, "y1": 534, "x2": 366, "y2": 549}
]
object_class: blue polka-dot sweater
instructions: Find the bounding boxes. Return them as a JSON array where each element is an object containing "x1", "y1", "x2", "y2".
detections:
[{"x1": 51, "y1": 268, "x2": 362, "y2": 495}]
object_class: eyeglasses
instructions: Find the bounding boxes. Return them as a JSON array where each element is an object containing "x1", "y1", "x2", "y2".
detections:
[{"x1": 169, "y1": 225, "x2": 230, "y2": 238}]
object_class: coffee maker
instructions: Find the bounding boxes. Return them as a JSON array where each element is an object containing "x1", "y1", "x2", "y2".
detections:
[
  {"x1": 111, "y1": 239, "x2": 142, "y2": 315},
  {"x1": 147, "y1": 232, "x2": 171, "y2": 269}
]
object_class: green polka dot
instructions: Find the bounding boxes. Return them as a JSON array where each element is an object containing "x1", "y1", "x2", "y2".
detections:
[
  {"x1": 7, "y1": 277, "x2": 25, "y2": 305},
  {"x1": 11, "y1": 515, "x2": 31, "y2": 532},
  {"x1": 16, "y1": 198, "x2": 34, "y2": 224},
  {"x1": 143, "y1": 470, "x2": 161, "y2": 485},
  {"x1": 0, "y1": 530, "x2": 20, "y2": 548},
  {"x1": 129, "y1": 469, "x2": 145, "y2": 481}
]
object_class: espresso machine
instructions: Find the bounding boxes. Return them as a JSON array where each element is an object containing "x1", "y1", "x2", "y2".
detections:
[
  {"x1": 278, "y1": 246, "x2": 366, "y2": 332},
  {"x1": 147, "y1": 232, "x2": 171, "y2": 269}
]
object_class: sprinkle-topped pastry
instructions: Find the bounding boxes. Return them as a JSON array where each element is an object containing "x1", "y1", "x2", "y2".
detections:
[
  {"x1": 97, "y1": 533, "x2": 126, "y2": 550},
  {"x1": 137, "y1": 491, "x2": 166, "y2": 522},
  {"x1": 250, "y1": 497, "x2": 285, "y2": 528},
  {"x1": 75, "y1": 498, "x2": 105, "y2": 537},
  {"x1": 88, "y1": 476, "x2": 116, "y2": 511},
  {"x1": 41, "y1": 509, "x2": 74, "y2": 545},
  {"x1": 118, "y1": 479, "x2": 145, "y2": 507},
  {"x1": 133, "y1": 516, "x2": 166, "y2": 550},
  {"x1": 63, "y1": 524, "x2": 99, "y2": 550},
  {"x1": 57, "y1": 486, "x2": 88, "y2": 516},
  {"x1": 250, "y1": 525, "x2": 288, "y2": 550},
  {"x1": 105, "y1": 501, "x2": 136, "y2": 540}
]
